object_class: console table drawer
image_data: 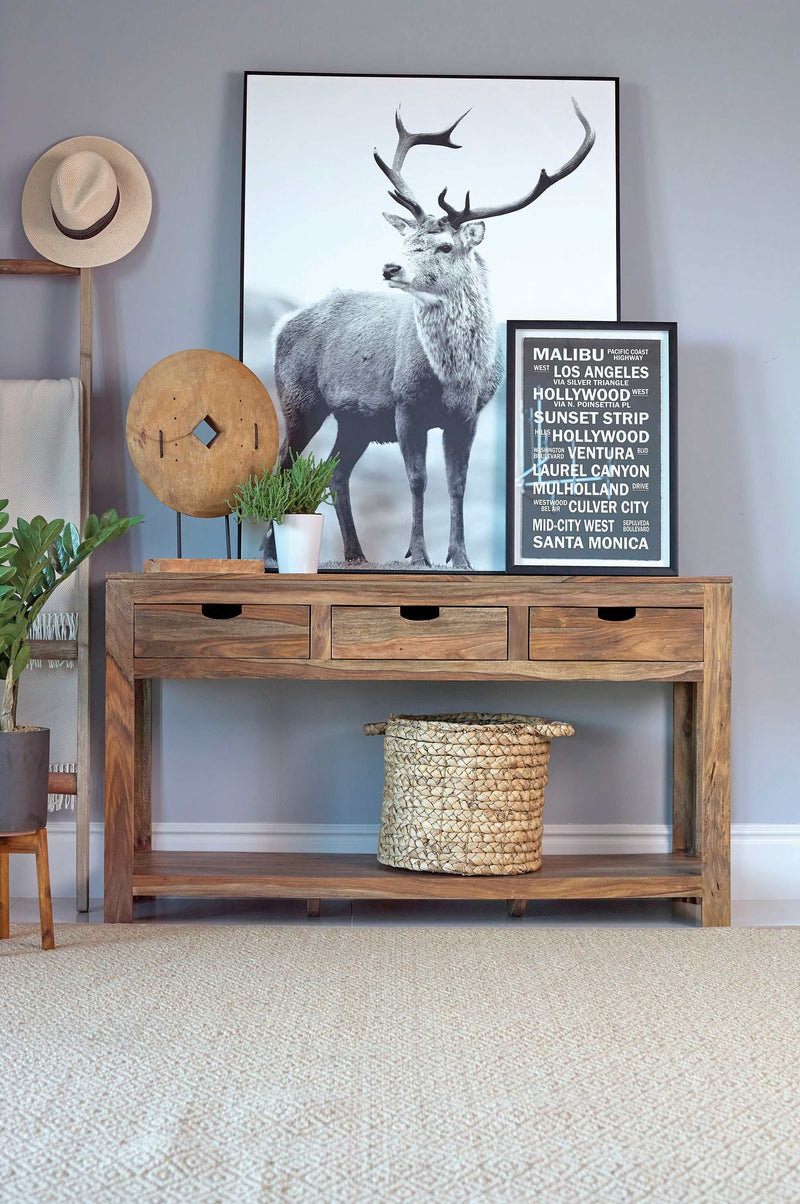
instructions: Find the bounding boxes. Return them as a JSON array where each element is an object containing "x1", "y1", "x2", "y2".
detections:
[
  {"x1": 528, "y1": 607, "x2": 704, "y2": 661},
  {"x1": 134, "y1": 604, "x2": 310, "y2": 659},
  {"x1": 331, "y1": 606, "x2": 508, "y2": 660}
]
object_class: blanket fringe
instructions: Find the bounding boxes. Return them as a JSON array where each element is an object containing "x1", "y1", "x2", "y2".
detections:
[
  {"x1": 48, "y1": 763, "x2": 77, "y2": 812},
  {"x1": 30, "y1": 612, "x2": 79, "y2": 670}
]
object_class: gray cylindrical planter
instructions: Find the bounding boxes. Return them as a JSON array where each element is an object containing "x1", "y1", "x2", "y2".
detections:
[{"x1": 0, "y1": 727, "x2": 50, "y2": 833}]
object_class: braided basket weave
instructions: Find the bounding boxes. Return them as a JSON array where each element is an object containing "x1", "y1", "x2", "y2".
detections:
[{"x1": 365, "y1": 713, "x2": 574, "y2": 876}]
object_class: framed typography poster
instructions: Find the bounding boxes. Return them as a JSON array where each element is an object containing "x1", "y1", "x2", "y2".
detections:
[
  {"x1": 506, "y1": 321, "x2": 677, "y2": 575},
  {"x1": 241, "y1": 73, "x2": 619, "y2": 571}
]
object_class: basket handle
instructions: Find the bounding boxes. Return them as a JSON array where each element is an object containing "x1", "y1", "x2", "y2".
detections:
[{"x1": 364, "y1": 722, "x2": 387, "y2": 736}]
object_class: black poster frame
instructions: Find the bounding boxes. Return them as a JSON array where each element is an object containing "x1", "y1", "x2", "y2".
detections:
[{"x1": 505, "y1": 320, "x2": 678, "y2": 576}]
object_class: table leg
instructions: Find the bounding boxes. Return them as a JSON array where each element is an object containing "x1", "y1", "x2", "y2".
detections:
[
  {"x1": 105, "y1": 637, "x2": 136, "y2": 923},
  {"x1": 672, "y1": 682, "x2": 700, "y2": 922},
  {"x1": 134, "y1": 680, "x2": 153, "y2": 853},
  {"x1": 699, "y1": 584, "x2": 732, "y2": 927}
]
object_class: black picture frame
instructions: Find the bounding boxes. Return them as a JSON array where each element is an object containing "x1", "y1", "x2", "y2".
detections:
[
  {"x1": 240, "y1": 73, "x2": 620, "y2": 573},
  {"x1": 506, "y1": 320, "x2": 678, "y2": 576}
]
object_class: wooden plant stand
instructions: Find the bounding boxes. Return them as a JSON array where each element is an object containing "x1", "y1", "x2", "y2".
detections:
[
  {"x1": 0, "y1": 829, "x2": 55, "y2": 950},
  {"x1": 104, "y1": 574, "x2": 731, "y2": 926}
]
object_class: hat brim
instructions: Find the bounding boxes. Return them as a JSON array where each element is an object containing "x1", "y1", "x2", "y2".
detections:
[{"x1": 22, "y1": 135, "x2": 152, "y2": 268}]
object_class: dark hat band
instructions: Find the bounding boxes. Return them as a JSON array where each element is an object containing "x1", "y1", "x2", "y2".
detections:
[{"x1": 51, "y1": 187, "x2": 120, "y2": 240}]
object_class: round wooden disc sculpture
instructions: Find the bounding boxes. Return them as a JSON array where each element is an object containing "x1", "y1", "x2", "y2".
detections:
[{"x1": 126, "y1": 350, "x2": 279, "y2": 518}]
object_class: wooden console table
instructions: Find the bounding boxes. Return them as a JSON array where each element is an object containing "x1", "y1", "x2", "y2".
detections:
[{"x1": 104, "y1": 574, "x2": 731, "y2": 926}]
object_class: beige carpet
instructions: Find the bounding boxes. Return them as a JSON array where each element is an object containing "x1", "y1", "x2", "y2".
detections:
[{"x1": 2, "y1": 925, "x2": 799, "y2": 1203}]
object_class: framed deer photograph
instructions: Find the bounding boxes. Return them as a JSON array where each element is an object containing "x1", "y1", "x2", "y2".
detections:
[{"x1": 241, "y1": 72, "x2": 619, "y2": 572}]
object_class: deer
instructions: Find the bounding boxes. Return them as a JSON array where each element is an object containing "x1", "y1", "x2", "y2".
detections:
[{"x1": 272, "y1": 98, "x2": 595, "y2": 568}]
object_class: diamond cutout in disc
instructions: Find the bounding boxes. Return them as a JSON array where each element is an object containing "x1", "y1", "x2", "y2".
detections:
[{"x1": 192, "y1": 416, "x2": 220, "y2": 448}]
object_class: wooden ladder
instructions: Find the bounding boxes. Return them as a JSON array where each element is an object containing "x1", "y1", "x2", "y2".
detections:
[{"x1": 0, "y1": 256, "x2": 93, "y2": 911}]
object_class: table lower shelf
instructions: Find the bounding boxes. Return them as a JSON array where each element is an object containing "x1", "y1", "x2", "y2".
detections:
[{"x1": 131, "y1": 851, "x2": 702, "y2": 901}]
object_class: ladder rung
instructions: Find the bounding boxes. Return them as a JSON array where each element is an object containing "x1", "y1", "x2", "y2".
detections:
[
  {"x1": 48, "y1": 771, "x2": 78, "y2": 796},
  {"x1": 29, "y1": 639, "x2": 79, "y2": 660},
  {"x1": 0, "y1": 258, "x2": 79, "y2": 276}
]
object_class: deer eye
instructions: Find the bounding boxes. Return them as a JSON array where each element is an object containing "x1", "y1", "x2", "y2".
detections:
[{"x1": 436, "y1": 243, "x2": 453, "y2": 254}]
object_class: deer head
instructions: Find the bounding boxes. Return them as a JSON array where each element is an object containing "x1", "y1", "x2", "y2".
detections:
[{"x1": 375, "y1": 100, "x2": 595, "y2": 304}]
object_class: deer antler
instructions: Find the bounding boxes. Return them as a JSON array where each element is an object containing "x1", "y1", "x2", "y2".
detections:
[
  {"x1": 437, "y1": 97, "x2": 596, "y2": 229},
  {"x1": 374, "y1": 108, "x2": 470, "y2": 221}
]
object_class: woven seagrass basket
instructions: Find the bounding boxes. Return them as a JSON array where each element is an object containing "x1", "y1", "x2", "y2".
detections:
[{"x1": 365, "y1": 713, "x2": 574, "y2": 876}]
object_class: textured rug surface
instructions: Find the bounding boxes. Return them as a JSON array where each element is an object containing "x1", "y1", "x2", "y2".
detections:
[{"x1": 2, "y1": 924, "x2": 799, "y2": 1203}]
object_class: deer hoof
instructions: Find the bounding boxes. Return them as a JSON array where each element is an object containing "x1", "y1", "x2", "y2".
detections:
[
  {"x1": 408, "y1": 550, "x2": 432, "y2": 568},
  {"x1": 447, "y1": 548, "x2": 473, "y2": 570}
]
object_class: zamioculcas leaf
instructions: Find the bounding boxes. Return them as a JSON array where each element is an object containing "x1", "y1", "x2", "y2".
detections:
[
  {"x1": 12, "y1": 644, "x2": 30, "y2": 679},
  {"x1": 0, "y1": 503, "x2": 142, "y2": 730}
]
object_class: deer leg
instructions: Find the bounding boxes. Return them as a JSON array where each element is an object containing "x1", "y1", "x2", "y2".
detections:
[
  {"x1": 329, "y1": 422, "x2": 370, "y2": 564},
  {"x1": 396, "y1": 410, "x2": 431, "y2": 567},
  {"x1": 443, "y1": 417, "x2": 477, "y2": 570}
]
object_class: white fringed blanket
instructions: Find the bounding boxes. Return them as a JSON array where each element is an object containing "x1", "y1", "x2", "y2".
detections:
[{"x1": 0, "y1": 378, "x2": 82, "y2": 808}]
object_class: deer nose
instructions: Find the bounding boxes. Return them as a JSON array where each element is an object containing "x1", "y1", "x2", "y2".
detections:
[{"x1": 383, "y1": 264, "x2": 402, "y2": 279}]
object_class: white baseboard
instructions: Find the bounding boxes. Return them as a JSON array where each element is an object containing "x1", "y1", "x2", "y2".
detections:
[{"x1": 9, "y1": 822, "x2": 800, "y2": 903}]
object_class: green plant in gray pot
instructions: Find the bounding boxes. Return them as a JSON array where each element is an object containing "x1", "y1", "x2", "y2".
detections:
[
  {"x1": 228, "y1": 452, "x2": 338, "y2": 573},
  {"x1": 0, "y1": 501, "x2": 142, "y2": 833}
]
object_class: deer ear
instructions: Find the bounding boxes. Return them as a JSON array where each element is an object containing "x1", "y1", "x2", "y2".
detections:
[
  {"x1": 383, "y1": 212, "x2": 414, "y2": 235},
  {"x1": 461, "y1": 221, "x2": 486, "y2": 248}
]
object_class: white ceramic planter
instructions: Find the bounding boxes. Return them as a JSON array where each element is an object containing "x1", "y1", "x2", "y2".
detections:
[{"x1": 273, "y1": 513, "x2": 324, "y2": 574}]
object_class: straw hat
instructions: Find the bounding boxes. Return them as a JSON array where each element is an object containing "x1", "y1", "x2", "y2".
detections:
[{"x1": 22, "y1": 136, "x2": 152, "y2": 268}]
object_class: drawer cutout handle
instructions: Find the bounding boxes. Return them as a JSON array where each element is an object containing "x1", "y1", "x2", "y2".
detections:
[
  {"x1": 201, "y1": 603, "x2": 243, "y2": 620},
  {"x1": 597, "y1": 607, "x2": 637, "y2": 622},
  {"x1": 399, "y1": 605, "x2": 440, "y2": 622}
]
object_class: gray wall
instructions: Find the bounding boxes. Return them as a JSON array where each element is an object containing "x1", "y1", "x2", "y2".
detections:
[{"x1": 1, "y1": 0, "x2": 798, "y2": 828}]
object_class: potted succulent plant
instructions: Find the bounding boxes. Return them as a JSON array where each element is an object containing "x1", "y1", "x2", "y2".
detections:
[
  {"x1": 228, "y1": 452, "x2": 338, "y2": 573},
  {"x1": 0, "y1": 501, "x2": 142, "y2": 832}
]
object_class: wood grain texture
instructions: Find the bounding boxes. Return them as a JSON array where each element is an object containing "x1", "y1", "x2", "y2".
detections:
[
  {"x1": 126, "y1": 349, "x2": 279, "y2": 518},
  {"x1": 76, "y1": 266, "x2": 93, "y2": 913},
  {"x1": 105, "y1": 582, "x2": 136, "y2": 923},
  {"x1": 507, "y1": 606, "x2": 529, "y2": 661},
  {"x1": 48, "y1": 770, "x2": 77, "y2": 796},
  {"x1": 144, "y1": 559, "x2": 265, "y2": 575},
  {"x1": 132, "y1": 657, "x2": 704, "y2": 683},
  {"x1": 29, "y1": 640, "x2": 78, "y2": 661},
  {"x1": 35, "y1": 828, "x2": 55, "y2": 950},
  {"x1": 529, "y1": 607, "x2": 704, "y2": 661},
  {"x1": 0, "y1": 258, "x2": 79, "y2": 275},
  {"x1": 0, "y1": 831, "x2": 54, "y2": 948},
  {"x1": 672, "y1": 681, "x2": 696, "y2": 854},
  {"x1": 331, "y1": 606, "x2": 508, "y2": 660},
  {"x1": 131, "y1": 851, "x2": 703, "y2": 900},
  {"x1": 134, "y1": 680, "x2": 153, "y2": 853},
  {"x1": 0, "y1": 850, "x2": 8, "y2": 940},
  {"x1": 700, "y1": 583, "x2": 732, "y2": 927},
  {"x1": 134, "y1": 603, "x2": 310, "y2": 659},
  {"x1": 671, "y1": 681, "x2": 701, "y2": 919},
  {"x1": 310, "y1": 604, "x2": 331, "y2": 661},
  {"x1": 111, "y1": 572, "x2": 721, "y2": 608}
]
